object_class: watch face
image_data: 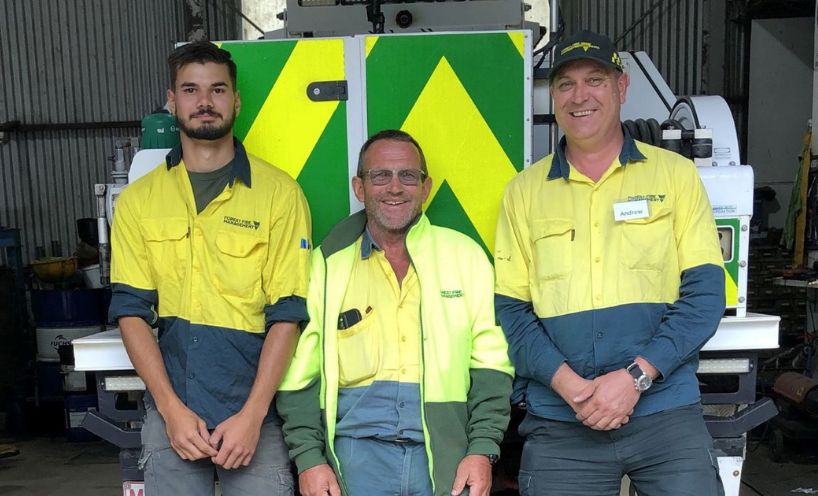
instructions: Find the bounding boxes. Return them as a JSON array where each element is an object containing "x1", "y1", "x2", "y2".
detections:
[{"x1": 636, "y1": 375, "x2": 652, "y2": 391}]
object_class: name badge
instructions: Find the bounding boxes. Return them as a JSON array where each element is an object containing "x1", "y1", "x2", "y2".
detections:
[{"x1": 613, "y1": 200, "x2": 649, "y2": 221}]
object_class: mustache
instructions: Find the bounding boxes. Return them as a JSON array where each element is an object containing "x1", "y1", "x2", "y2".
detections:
[{"x1": 190, "y1": 108, "x2": 222, "y2": 119}]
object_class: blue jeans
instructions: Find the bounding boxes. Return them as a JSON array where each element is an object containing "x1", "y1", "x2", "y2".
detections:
[
  {"x1": 139, "y1": 405, "x2": 294, "y2": 496},
  {"x1": 518, "y1": 404, "x2": 723, "y2": 496},
  {"x1": 334, "y1": 436, "x2": 434, "y2": 495}
]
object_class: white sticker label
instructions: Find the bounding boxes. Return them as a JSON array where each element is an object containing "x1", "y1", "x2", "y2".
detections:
[{"x1": 613, "y1": 199, "x2": 650, "y2": 221}]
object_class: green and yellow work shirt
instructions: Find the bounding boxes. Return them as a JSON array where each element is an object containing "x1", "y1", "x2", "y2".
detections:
[{"x1": 109, "y1": 140, "x2": 311, "y2": 428}]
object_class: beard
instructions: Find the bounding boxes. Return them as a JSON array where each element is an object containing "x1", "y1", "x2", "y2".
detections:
[
  {"x1": 365, "y1": 195, "x2": 422, "y2": 235},
  {"x1": 177, "y1": 109, "x2": 235, "y2": 141}
]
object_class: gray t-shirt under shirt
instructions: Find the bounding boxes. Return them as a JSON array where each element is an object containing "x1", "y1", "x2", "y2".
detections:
[{"x1": 187, "y1": 159, "x2": 233, "y2": 214}]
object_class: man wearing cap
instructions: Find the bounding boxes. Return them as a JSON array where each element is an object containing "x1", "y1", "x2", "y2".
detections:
[{"x1": 494, "y1": 30, "x2": 726, "y2": 495}]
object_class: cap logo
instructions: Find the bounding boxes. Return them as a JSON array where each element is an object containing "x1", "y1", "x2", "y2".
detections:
[
  {"x1": 612, "y1": 52, "x2": 623, "y2": 69},
  {"x1": 561, "y1": 41, "x2": 600, "y2": 55}
]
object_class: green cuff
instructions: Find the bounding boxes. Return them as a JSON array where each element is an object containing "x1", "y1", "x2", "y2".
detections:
[
  {"x1": 466, "y1": 438, "x2": 501, "y2": 457},
  {"x1": 294, "y1": 447, "x2": 328, "y2": 474}
]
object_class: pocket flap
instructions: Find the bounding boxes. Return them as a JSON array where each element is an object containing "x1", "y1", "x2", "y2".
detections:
[
  {"x1": 141, "y1": 219, "x2": 188, "y2": 241},
  {"x1": 532, "y1": 219, "x2": 574, "y2": 240},
  {"x1": 216, "y1": 231, "x2": 266, "y2": 257}
]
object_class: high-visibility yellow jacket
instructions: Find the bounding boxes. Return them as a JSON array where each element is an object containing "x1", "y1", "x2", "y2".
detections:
[{"x1": 277, "y1": 211, "x2": 513, "y2": 495}]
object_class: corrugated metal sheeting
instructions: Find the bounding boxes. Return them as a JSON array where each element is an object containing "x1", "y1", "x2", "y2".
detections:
[
  {"x1": 0, "y1": 0, "x2": 241, "y2": 263},
  {"x1": 561, "y1": 0, "x2": 705, "y2": 96}
]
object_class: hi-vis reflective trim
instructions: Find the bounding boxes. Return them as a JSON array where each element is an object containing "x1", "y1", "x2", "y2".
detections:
[
  {"x1": 403, "y1": 57, "x2": 518, "y2": 252},
  {"x1": 243, "y1": 39, "x2": 345, "y2": 180}
]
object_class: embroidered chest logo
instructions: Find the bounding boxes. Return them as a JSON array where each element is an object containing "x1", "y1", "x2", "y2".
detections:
[
  {"x1": 627, "y1": 194, "x2": 666, "y2": 203},
  {"x1": 224, "y1": 215, "x2": 261, "y2": 230},
  {"x1": 441, "y1": 290, "x2": 464, "y2": 298}
]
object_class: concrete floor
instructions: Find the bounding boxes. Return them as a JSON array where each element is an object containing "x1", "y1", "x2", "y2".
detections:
[
  {"x1": 741, "y1": 441, "x2": 818, "y2": 495},
  {"x1": 0, "y1": 438, "x2": 120, "y2": 495},
  {"x1": 0, "y1": 435, "x2": 815, "y2": 495}
]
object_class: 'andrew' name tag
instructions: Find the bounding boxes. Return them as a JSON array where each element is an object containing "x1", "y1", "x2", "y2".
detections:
[{"x1": 613, "y1": 199, "x2": 650, "y2": 221}]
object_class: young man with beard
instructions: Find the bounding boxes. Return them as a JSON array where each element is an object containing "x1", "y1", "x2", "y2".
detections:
[
  {"x1": 276, "y1": 130, "x2": 513, "y2": 496},
  {"x1": 494, "y1": 31, "x2": 725, "y2": 495},
  {"x1": 109, "y1": 41, "x2": 310, "y2": 495}
]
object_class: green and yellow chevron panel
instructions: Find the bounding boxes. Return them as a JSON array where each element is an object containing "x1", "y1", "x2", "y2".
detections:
[
  {"x1": 716, "y1": 218, "x2": 740, "y2": 308},
  {"x1": 220, "y1": 39, "x2": 350, "y2": 243},
  {"x1": 364, "y1": 32, "x2": 528, "y2": 255}
]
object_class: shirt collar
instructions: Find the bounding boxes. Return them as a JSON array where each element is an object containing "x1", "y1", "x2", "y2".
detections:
[
  {"x1": 360, "y1": 226, "x2": 381, "y2": 260},
  {"x1": 546, "y1": 125, "x2": 647, "y2": 181},
  {"x1": 165, "y1": 137, "x2": 252, "y2": 188}
]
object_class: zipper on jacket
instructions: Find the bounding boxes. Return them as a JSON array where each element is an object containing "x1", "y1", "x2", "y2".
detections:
[{"x1": 406, "y1": 246, "x2": 434, "y2": 494}]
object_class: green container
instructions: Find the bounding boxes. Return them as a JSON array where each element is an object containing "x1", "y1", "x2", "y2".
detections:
[{"x1": 140, "y1": 113, "x2": 179, "y2": 149}]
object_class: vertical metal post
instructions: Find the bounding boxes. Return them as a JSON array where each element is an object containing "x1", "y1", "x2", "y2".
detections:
[
  {"x1": 812, "y1": 1, "x2": 818, "y2": 156},
  {"x1": 95, "y1": 185, "x2": 111, "y2": 287},
  {"x1": 549, "y1": 0, "x2": 560, "y2": 151}
]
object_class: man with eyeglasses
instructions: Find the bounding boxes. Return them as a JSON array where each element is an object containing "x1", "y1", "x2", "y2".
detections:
[
  {"x1": 277, "y1": 129, "x2": 513, "y2": 496},
  {"x1": 494, "y1": 31, "x2": 726, "y2": 495}
]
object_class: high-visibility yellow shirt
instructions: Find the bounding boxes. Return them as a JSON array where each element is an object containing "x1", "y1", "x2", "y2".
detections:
[
  {"x1": 109, "y1": 140, "x2": 311, "y2": 427},
  {"x1": 334, "y1": 232, "x2": 424, "y2": 441},
  {"x1": 495, "y1": 135, "x2": 725, "y2": 421}
]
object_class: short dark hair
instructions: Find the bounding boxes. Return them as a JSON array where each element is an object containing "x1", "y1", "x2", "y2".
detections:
[
  {"x1": 168, "y1": 41, "x2": 237, "y2": 89},
  {"x1": 357, "y1": 129, "x2": 427, "y2": 177}
]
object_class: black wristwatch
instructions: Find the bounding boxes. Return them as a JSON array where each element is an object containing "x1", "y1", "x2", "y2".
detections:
[
  {"x1": 482, "y1": 454, "x2": 499, "y2": 465},
  {"x1": 626, "y1": 362, "x2": 653, "y2": 392}
]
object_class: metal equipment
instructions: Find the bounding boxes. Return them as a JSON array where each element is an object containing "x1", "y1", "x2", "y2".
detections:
[{"x1": 273, "y1": 0, "x2": 534, "y2": 40}]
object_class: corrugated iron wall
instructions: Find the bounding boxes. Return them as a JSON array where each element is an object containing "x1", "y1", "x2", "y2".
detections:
[
  {"x1": 561, "y1": 0, "x2": 705, "y2": 96},
  {"x1": 723, "y1": 0, "x2": 750, "y2": 160},
  {"x1": 0, "y1": 0, "x2": 241, "y2": 263}
]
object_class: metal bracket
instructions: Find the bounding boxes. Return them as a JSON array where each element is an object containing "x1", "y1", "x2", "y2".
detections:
[
  {"x1": 307, "y1": 81, "x2": 348, "y2": 102},
  {"x1": 81, "y1": 410, "x2": 142, "y2": 449},
  {"x1": 704, "y1": 397, "x2": 778, "y2": 438}
]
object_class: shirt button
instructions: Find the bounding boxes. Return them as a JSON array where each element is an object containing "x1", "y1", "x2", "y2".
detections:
[
  {"x1": 193, "y1": 336, "x2": 199, "y2": 343},
  {"x1": 594, "y1": 257, "x2": 601, "y2": 263},
  {"x1": 401, "y1": 368, "x2": 407, "y2": 374},
  {"x1": 188, "y1": 372, "x2": 195, "y2": 380},
  {"x1": 399, "y1": 402, "x2": 405, "y2": 408},
  {"x1": 596, "y1": 332, "x2": 603, "y2": 339},
  {"x1": 594, "y1": 221, "x2": 600, "y2": 227},
  {"x1": 401, "y1": 336, "x2": 407, "y2": 342}
]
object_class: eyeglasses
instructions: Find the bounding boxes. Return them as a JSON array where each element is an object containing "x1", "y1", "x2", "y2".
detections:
[{"x1": 359, "y1": 168, "x2": 428, "y2": 186}]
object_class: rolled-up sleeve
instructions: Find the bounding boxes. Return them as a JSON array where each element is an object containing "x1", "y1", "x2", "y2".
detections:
[
  {"x1": 108, "y1": 188, "x2": 158, "y2": 326},
  {"x1": 263, "y1": 182, "x2": 312, "y2": 330}
]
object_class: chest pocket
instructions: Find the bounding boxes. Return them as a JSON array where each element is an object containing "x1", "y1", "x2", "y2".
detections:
[
  {"x1": 619, "y1": 207, "x2": 673, "y2": 271},
  {"x1": 141, "y1": 218, "x2": 189, "y2": 290},
  {"x1": 337, "y1": 310, "x2": 380, "y2": 387},
  {"x1": 531, "y1": 219, "x2": 573, "y2": 281},
  {"x1": 215, "y1": 231, "x2": 267, "y2": 298}
]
